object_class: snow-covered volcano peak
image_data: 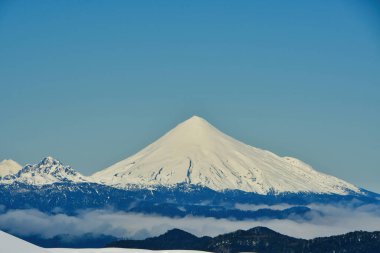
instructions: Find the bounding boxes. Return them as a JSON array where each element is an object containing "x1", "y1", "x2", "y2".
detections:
[
  {"x1": 0, "y1": 157, "x2": 90, "y2": 185},
  {"x1": 179, "y1": 115, "x2": 214, "y2": 130},
  {"x1": 167, "y1": 115, "x2": 218, "y2": 137},
  {"x1": 156, "y1": 116, "x2": 230, "y2": 150},
  {"x1": 93, "y1": 117, "x2": 361, "y2": 195},
  {"x1": 184, "y1": 115, "x2": 208, "y2": 124}
]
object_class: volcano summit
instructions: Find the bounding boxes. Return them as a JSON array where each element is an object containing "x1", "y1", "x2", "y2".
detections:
[{"x1": 93, "y1": 116, "x2": 360, "y2": 195}]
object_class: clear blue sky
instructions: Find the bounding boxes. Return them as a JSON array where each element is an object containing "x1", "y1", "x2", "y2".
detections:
[{"x1": 0, "y1": 1, "x2": 379, "y2": 192}]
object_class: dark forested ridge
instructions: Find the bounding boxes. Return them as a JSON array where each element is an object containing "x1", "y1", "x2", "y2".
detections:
[{"x1": 108, "y1": 227, "x2": 380, "y2": 253}]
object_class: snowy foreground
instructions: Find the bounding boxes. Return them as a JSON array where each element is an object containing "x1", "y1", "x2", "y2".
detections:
[
  {"x1": 0, "y1": 231, "x2": 210, "y2": 253},
  {"x1": 50, "y1": 249, "x2": 209, "y2": 253}
]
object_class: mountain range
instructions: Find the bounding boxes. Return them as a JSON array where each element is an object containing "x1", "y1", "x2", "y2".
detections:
[
  {"x1": 1, "y1": 116, "x2": 379, "y2": 248},
  {"x1": 0, "y1": 116, "x2": 367, "y2": 195},
  {"x1": 0, "y1": 117, "x2": 378, "y2": 215},
  {"x1": 0, "y1": 156, "x2": 89, "y2": 185}
]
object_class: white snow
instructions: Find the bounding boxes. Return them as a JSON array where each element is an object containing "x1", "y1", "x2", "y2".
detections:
[
  {"x1": 0, "y1": 159, "x2": 22, "y2": 177},
  {"x1": 0, "y1": 156, "x2": 90, "y2": 185},
  {"x1": 0, "y1": 230, "x2": 209, "y2": 253},
  {"x1": 0, "y1": 230, "x2": 51, "y2": 253},
  {"x1": 93, "y1": 116, "x2": 361, "y2": 195}
]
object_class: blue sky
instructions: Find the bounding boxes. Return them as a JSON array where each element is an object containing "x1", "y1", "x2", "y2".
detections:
[{"x1": 0, "y1": 1, "x2": 379, "y2": 191}]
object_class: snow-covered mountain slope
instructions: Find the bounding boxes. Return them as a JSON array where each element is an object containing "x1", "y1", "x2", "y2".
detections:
[
  {"x1": 0, "y1": 156, "x2": 90, "y2": 185},
  {"x1": 0, "y1": 159, "x2": 22, "y2": 177},
  {"x1": 93, "y1": 116, "x2": 361, "y2": 195},
  {"x1": 0, "y1": 230, "x2": 51, "y2": 253}
]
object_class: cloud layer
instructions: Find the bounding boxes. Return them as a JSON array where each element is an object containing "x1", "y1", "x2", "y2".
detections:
[{"x1": 1, "y1": 202, "x2": 380, "y2": 240}]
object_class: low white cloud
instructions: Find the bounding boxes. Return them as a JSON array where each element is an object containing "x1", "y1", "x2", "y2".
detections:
[
  {"x1": 234, "y1": 203, "x2": 296, "y2": 211},
  {"x1": 0, "y1": 203, "x2": 380, "y2": 240}
]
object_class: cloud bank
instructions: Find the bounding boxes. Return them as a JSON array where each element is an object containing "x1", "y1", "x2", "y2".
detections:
[{"x1": 0, "y1": 203, "x2": 380, "y2": 240}]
